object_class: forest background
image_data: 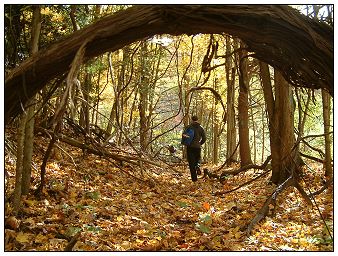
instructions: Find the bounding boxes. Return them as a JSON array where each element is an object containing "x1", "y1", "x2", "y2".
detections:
[{"x1": 3, "y1": 4, "x2": 334, "y2": 252}]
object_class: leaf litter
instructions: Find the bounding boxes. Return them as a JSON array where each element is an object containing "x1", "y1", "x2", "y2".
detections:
[{"x1": 4, "y1": 139, "x2": 333, "y2": 251}]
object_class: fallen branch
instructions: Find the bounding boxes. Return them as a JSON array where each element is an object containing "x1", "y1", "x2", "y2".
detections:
[
  {"x1": 5, "y1": 5, "x2": 333, "y2": 123},
  {"x1": 105, "y1": 158, "x2": 155, "y2": 188},
  {"x1": 310, "y1": 179, "x2": 333, "y2": 196},
  {"x1": 294, "y1": 180, "x2": 313, "y2": 205},
  {"x1": 299, "y1": 152, "x2": 324, "y2": 163},
  {"x1": 246, "y1": 176, "x2": 294, "y2": 235},
  {"x1": 213, "y1": 170, "x2": 271, "y2": 196},
  {"x1": 246, "y1": 172, "x2": 315, "y2": 235},
  {"x1": 64, "y1": 231, "x2": 81, "y2": 251},
  {"x1": 214, "y1": 142, "x2": 240, "y2": 173},
  {"x1": 37, "y1": 127, "x2": 183, "y2": 176},
  {"x1": 221, "y1": 155, "x2": 272, "y2": 176}
]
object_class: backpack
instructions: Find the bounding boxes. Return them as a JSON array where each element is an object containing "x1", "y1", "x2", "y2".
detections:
[{"x1": 181, "y1": 127, "x2": 195, "y2": 146}]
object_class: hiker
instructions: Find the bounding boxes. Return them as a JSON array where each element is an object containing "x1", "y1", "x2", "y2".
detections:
[{"x1": 181, "y1": 115, "x2": 206, "y2": 182}]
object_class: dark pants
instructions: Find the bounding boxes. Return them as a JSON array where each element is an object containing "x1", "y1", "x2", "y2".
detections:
[{"x1": 187, "y1": 147, "x2": 201, "y2": 182}]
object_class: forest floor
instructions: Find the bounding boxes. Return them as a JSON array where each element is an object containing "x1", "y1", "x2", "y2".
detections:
[{"x1": 4, "y1": 134, "x2": 333, "y2": 252}]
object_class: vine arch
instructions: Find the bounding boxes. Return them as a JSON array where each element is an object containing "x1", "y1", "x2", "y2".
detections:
[{"x1": 5, "y1": 5, "x2": 333, "y2": 123}]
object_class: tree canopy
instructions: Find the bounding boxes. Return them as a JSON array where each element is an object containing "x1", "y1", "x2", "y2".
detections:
[{"x1": 5, "y1": 4, "x2": 333, "y2": 124}]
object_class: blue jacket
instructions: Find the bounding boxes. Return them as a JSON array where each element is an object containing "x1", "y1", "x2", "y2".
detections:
[{"x1": 185, "y1": 122, "x2": 206, "y2": 148}]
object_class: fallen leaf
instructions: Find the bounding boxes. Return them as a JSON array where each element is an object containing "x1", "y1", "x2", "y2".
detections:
[
  {"x1": 16, "y1": 232, "x2": 31, "y2": 243},
  {"x1": 202, "y1": 202, "x2": 210, "y2": 211},
  {"x1": 35, "y1": 233, "x2": 48, "y2": 244}
]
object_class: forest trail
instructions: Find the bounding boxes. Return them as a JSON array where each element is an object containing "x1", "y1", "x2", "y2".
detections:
[{"x1": 5, "y1": 135, "x2": 333, "y2": 251}]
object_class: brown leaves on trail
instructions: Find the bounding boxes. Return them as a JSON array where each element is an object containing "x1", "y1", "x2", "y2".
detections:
[{"x1": 4, "y1": 138, "x2": 333, "y2": 251}]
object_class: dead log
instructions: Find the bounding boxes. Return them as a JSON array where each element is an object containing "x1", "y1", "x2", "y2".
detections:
[{"x1": 5, "y1": 5, "x2": 333, "y2": 123}]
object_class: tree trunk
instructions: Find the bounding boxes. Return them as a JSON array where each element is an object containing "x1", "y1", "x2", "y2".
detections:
[
  {"x1": 261, "y1": 108, "x2": 265, "y2": 163},
  {"x1": 295, "y1": 88, "x2": 311, "y2": 140},
  {"x1": 321, "y1": 89, "x2": 332, "y2": 179},
  {"x1": 13, "y1": 112, "x2": 27, "y2": 214},
  {"x1": 275, "y1": 70, "x2": 297, "y2": 182},
  {"x1": 79, "y1": 72, "x2": 91, "y2": 135},
  {"x1": 249, "y1": 90, "x2": 257, "y2": 163},
  {"x1": 295, "y1": 88, "x2": 311, "y2": 153},
  {"x1": 70, "y1": 5, "x2": 78, "y2": 31},
  {"x1": 212, "y1": 77, "x2": 219, "y2": 164},
  {"x1": 21, "y1": 101, "x2": 35, "y2": 195},
  {"x1": 92, "y1": 58, "x2": 103, "y2": 126},
  {"x1": 105, "y1": 53, "x2": 117, "y2": 138},
  {"x1": 212, "y1": 120, "x2": 219, "y2": 165},
  {"x1": 237, "y1": 43, "x2": 252, "y2": 167},
  {"x1": 117, "y1": 48, "x2": 129, "y2": 145},
  {"x1": 260, "y1": 61, "x2": 302, "y2": 184},
  {"x1": 21, "y1": 5, "x2": 41, "y2": 195},
  {"x1": 139, "y1": 42, "x2": 150, "y2": 152},
  {"x1": 225, "y1": 36, "x2": 237, "y2": 163}
]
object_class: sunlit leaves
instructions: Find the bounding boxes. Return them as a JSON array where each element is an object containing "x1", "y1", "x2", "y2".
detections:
[{"x1": 4, "y1": 135, "x2": 333, "y2": 251}]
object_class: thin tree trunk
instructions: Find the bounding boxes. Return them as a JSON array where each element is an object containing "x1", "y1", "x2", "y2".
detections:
[
  {"x1": 21, "y1": 102, "x2": 35, "y2": 195},
  {"x1": 139, "y1": 42, "x2": 150, "y2": 152},
  {"x1": 322, "y1": 89, "x2": 332, "y2": 179},
  {"x1": 295, "y1": 88, "x2": 311, "y2": 140},
  {"x1": 21, "y1": 5, "x2": 41, "y2": 195},
  {"x1": 105, "y1": 52, "x2": 116, "y2": 137},
  {"x1": 259, "y1": 61, "x2": 280, "y2": 183},
  {"x1": 83, "y1": 73, "x2": 91, "y2": 135},
  {"x1": 237, "y1": 43, "x2": 252, "y2": 166},
  {"x1": 225, "y1": 36, "x2": 237, "y2": 163},
  {"x1": 93, "y1": 57, "x2": 103, "y2": 126},
  {"x1": 261, "y1": 108, "x2": 265, "y2": 163},
  {"x1": 116, "y1": 48, "x2": 128, "y2": 145},
  {"x1": 252, "y1": 114, "x2": 256, "y2": 163},
  {"x1": 212, "y1": 77, "x2": 219, "y2": 164},
  {"x1": 70, "y1": 5, "x2": 78, "y2": 31},
  {"x1": 13, "y1": 112, "x2": 27, "y2": 214},
  {"x1": 249, "y1": 90, "x2": 257, "y2": 163}
]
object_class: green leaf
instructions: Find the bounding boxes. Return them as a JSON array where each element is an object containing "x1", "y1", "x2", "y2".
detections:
[
  {"x1": 65, "y1": 226, "x2": 82, "y2": 238},
  {"x1": 75, "y1": 204, "x2": 94, "y2": 210},
  {"x1": 176, "y1": 201, "x2": 188, "y2": 208},
  {"x1": 86, "y1": 191, "x2": 100, "y2": 200},
  {"x1": 196, "y1": 223, "x2": 210, "y2": 234},
  {"x1": 85, "y1": 225, "x2": 102, "y2": 233},
  {"x1": 201, "y1": 214, "x2": 212, "y2": 225}
]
